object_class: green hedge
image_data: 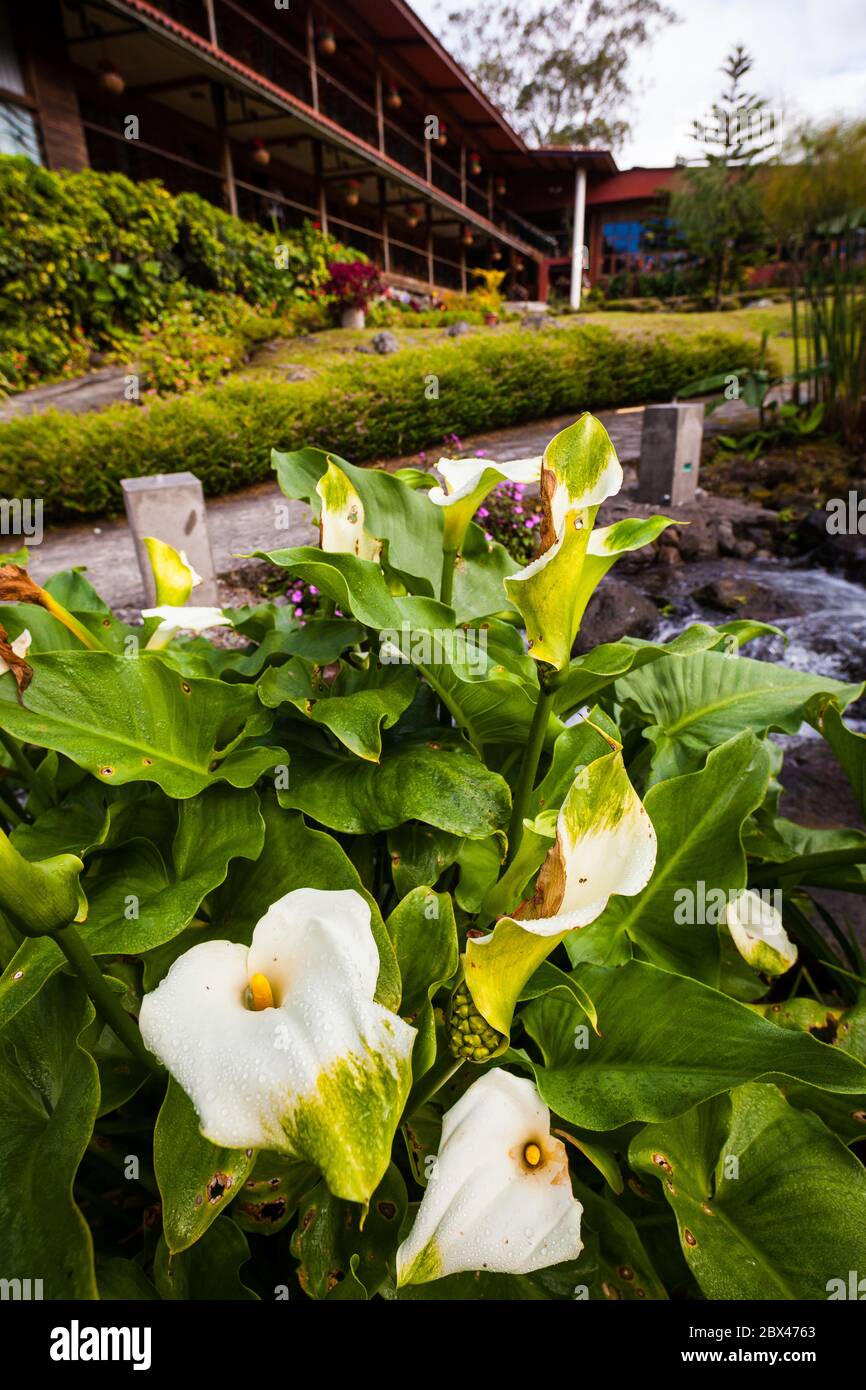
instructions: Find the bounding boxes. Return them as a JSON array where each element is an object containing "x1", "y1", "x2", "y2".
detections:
[{"x1": 0, "y1": 324, "x2": 767, "y2": 519}]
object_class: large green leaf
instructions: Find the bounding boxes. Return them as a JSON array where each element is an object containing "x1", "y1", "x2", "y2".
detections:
[
  {"x1": 521, "y1": 959, "x2": 866, "y2": 1131},
  {"x1": 154, "y1": 1078, "x2": 256, "y2": 1254},
  {"x1": 277, "y1": 735, "x2": 510, "y2": 839},
  {"x1": 258, "y1": 656, "x2": 416, "y2": 761},
  {"x1": 387, "y1": 824, "x2": 463, "y2": 898},
  {"x1": 572, "y1": 1177, "x2": 668, "y2": 1300},
  {"x1": 551, "y1": 622, "x2": 778, "y2": 715},
  {"x1": 232, "y1": 1151, "x2": 317, "y2": 1237},
  {"x1": 590, "y1": 733, "x2": 771, "y2": 983},
  {"x1": 809, "y1": 697, "x2": 866, "y2": 819},
  {"x1": 154, "y1": 1218, "x2": 257, "y2": 1300},
  {"x1": 451, "y1": 522, "x2": 520, "y2": 623},
  {"x1": 385, "y1": 888, "x2": 459, "y2": 1018},
  {"x1": 0, "y1": 975, "x2": 98, "y2": 1298},
  {"x1": 272, "y1": 446, "x2": 443, "y2": 592},
  {"x1": 618, "y1": 649, "x2": 862, "y2": 781},
  {"x1": 0, "y1": 652, "x2": 285, "y2": 797},
  {"x1": 292, "y1": 1166, "x2": 408, "y2": 1301},
  {"x1": 630, "y1": 1082, "x2": 866, "y2": 1299},
  {"x1": 0, "y1": 786, "x2": 265, "y2": 1031}
]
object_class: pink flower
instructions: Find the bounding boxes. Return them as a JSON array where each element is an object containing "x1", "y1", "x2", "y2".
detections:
[{"x1": 291, "y1": 590, "x2": 303, "y2": 602}]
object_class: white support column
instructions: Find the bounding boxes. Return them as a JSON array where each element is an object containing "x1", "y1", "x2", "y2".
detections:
[{"x1": 570, "y1": 165, "x2": 587, "y2": 310}]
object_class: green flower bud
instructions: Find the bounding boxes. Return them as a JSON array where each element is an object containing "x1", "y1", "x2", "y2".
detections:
[{"x1": 447, "y1": 980, "x2": 505, "y2": 1062}]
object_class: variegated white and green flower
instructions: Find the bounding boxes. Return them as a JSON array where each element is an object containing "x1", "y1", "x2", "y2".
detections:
[
  {"x1": 504, "y1": 415, "x2": 672, "y2": 669},
  {"x1": 143, "y1": 536, "x2": 202, "y2": 607},
  {"x1": 429, "y1": 454, "x2": 542, "y2": 552},
  {"x1": 142, "y1": 605, "x2": 231, "y2": 637},
  {"x1": 396, "y1": 1069, "x2": 583, "y2": 1286},
  {"x1": 725, "y1": 889, "x2": 798, "y2": 976},
  {"x1": 317, "y1": 458, "x2": 382, "y2": 561},
  {"x1": 465, "y1": 748, "x2": 657, "y2": 1039},
  {"x1": 139, "y1": 887, "x2": 415, "y2": 1206}
]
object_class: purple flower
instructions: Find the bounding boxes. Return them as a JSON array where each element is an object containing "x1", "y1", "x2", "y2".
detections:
[{"x1": 291, "y1": 589, "x2": 303, "y2": 602}]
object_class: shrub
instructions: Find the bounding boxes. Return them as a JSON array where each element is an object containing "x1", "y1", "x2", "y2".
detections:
[
  {"x1": 0, "y1": 156, "x2": 357, "y2": 387},
  {"x1": 0, "y1": 323, "x2": 768, "y2": 518}
]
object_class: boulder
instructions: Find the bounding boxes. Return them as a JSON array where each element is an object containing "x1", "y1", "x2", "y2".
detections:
[
  {"x1": 370, "y1": 330, "x2": 400, "y2": 355},
  {"x1": 574, "y1": 579, "x2": 659, "y2": 651},
  {"x1": 447, "y1": 320, "x2": 471, "y2": 337}
]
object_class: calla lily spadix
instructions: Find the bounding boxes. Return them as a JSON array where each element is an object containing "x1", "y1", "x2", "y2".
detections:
[
  {"x1": 396, "y1": 1069, "x2": 583, "y2": 1286},
  {"x1": 317, "y1": 459, "x2": 383, "y2": 561},
  {"x1": 464, "y1": 748, "x2": 657, "y2": 1041},
  {"x1": 429, "y1": 454, "x2": 542, "y2": 552},
  {"x1": 139, "y1": 888, "x2": 415, "y2": 1206},
  {"x1": 725, "y1": 889, "x2": 798, "y2": 976}
]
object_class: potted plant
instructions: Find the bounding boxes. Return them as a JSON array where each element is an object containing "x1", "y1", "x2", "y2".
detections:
[{"x1": 325, "y1": 260, "x2": 384, "y2": 330}]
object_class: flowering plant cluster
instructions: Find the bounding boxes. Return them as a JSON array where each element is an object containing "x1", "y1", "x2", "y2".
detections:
[
  {"x1": 0, "y1": 416, "x2": 864, "y2": 1302},
  {"x1": 324, "y1": 261, "x2": 386, "y2": 312}
]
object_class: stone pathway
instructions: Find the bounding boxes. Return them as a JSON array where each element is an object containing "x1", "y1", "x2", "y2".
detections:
[
  {"x1": 27, "y1": 398, "x2": 758, "y2": 612},
  {"x1": 0, "y1": 367, "x2": 132, "y2": 421}
]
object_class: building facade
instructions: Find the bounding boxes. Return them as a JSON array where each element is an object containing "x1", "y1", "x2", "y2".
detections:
[{"x1": 1, "y1": 0, "x2": 676, "y2": 301}]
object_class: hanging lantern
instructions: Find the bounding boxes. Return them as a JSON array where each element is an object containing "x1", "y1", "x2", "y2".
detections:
[
  {"x1": 98, "y1": 61, "x2": 125, "y2": 96},
  {"x1": 318, "y1": 28, "x2": 337, "y2": 56},
  {"x1": 461, "y1": 226, "x2": 474, "y2": 247},
  {"x1": 437, "y1": 122, "x2": 448, "y2": 147},
  {"x1": 344, "y1": 178, "x2": 361, "y2": 207},
  {"x1": 491, "y1": 245, "x2": 503, "y2": 262},
  {"x1": 469, "y1": 152, "x2": 482, "y2": 177},
  {"x1": 386, "y1": 83, "x2": 402, "y2": 110},
  {"x1": 515, "y1": 257, "x2": 525, "y2": 271},
  {"x1": 251, "y1": 139, "x2": 271, "y2": 168},
  {"x1": 494, "y1": 176, "x2": 506, "y2": 197},
  {"x1": 406, "y1": 203, "x2": 421, "y2": 229}
]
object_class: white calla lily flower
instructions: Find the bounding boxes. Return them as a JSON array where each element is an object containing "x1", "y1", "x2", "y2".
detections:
[
  {"x1": 142, "y1": 605, "x2": 232, "y2": 635},
  {"x1": 0, "y1": 627, "x2": 31, "y2": 676},
  {"x1": 725, "y1": 889, "x2": 798, "y2": 976},
  {"x1": 143, "y1": 537, "x2": 202, "y2": 607},
  {"x1": 139, "y1": 888, "x2": 415, "y2": 1206},
  {"x1": 396, "y1": 1069, "x2": 583, "y2": 1286},
  {"x1": 429, "y1": 455, "x2": 542, "y2": 551}
]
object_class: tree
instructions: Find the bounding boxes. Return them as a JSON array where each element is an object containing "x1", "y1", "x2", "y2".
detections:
[
  {"x1": 669, "y1": 45, "x2": 771, "y2": 307},
  {"x1": 437, "y1": 0, "x2": 675, "y2": 150}
]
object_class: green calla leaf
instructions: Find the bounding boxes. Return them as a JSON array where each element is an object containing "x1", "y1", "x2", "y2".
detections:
[
  {"x1": 630, "y1": 1082, "x2": 866, "y2": 1299},
  {"x1": 809, "y1": 696, "x2": 866, "y2": 819},
  {"x1": 155, "y1": 1078, "x2": 256, "y2": 1254},
  {"x1": 0, "y1": 652, "x2": 286, "y2": 797},
  {"x1": 232, "y1": 1151, "x2": 317, "y2": 1237},
  {"x1": 591, "y1": 732, "x2": 771, "y2": 983},
  {"x1": 291, "y1": 1164, "x2": 408, "y2": 1300},
  {"x1": 154, "y1": 1218, "x2": 258, "y2": 1300},
  {"x1": 387, "y1": 824, "x2": 464, "y2": 898},
  {"x1": 618, "y1": 649, "x2": 862, "y2": 782},
  {"x1": 0, "y1": 975, "x2": 98, "y2": 1299},
  {"x1": 277, "y1": 735, "x2": 510, "y2": 839},
  {"x1": 97, "y1": 1258, "x2": 160, "y2": 1300},
  {"x1": 521, "y1": 958, "x2": 866, "y2": 1130},
  {"x1": 572, "y1": 1177, "x2": 668, "y2": 1299},
  {"x1": 259, "y1": 656, "x2": 417, "y2": 761},
  {"x1": 0, "y1": 785, "x2": 265, "y2": 1031},
  {"x1": 385, "y1": 887, "x2": 459, "y2": 1018}
]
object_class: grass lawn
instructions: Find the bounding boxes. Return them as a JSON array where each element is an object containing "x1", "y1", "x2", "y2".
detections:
[{"x1": 239, "y1": 301, "x2": 801, "y2": 386}]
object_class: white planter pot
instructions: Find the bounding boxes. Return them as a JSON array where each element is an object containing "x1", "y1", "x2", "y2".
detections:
[{"x1": 340, "y1": 306, "x2": 365, "y2": 330}]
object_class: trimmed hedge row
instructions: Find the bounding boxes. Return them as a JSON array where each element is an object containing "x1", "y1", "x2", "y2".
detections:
[{"x1": 0, "y1": 324, "x2": 767, "y2": 519}]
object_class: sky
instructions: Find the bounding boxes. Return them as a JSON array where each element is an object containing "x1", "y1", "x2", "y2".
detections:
[{"x1": 412, "y1": 0, "x2": 866, "y2": 167}]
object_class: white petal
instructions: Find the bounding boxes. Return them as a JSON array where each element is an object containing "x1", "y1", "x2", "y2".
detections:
[
  {"x1": 142, "y1": 605, "x2": 231, "y2": 634},
  {"x1": 429, "y1": 455, "x2": 541, "y2": 507},
  {"x1": 397, "y1": 1070, "x2": 583, "y2": 1285},
  {"x1": 0, "y1": 627, "x2": 32, "y2": 674},
  {"x1": 139, "y1": 888, "x2": 415, "y2": 1204},
  {"x1": 726, "y1": 889, "x2": 798, "y2": 975}
]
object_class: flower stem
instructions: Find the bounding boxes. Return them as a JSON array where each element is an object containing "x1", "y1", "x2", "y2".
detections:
[
  {"x1": 403, "y1": 1054, "x2": 465, "y2": 1121},
  {"x1": 53, "y1": 922, "x2": 161, "y2": 1076},
  {"x1": 439, "y1": 549, "x2": 456, "y2": 608},
  {"x1": 505, "y1": 679, "x2": 555, "y2": 866},
  {"x1": 749, "y1": 846, "x2": 866, "y2": 885},
  {"x1": 0, "y1": 729, "x2": 58, "y2": 806}
]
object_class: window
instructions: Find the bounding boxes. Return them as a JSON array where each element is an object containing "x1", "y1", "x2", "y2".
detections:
[{"x1": 0, "y1": 0, "x2": 41, "y2": 162}]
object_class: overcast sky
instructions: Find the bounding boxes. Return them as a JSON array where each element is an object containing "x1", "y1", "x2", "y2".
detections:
[{"x1": 413, "y1": 0, "x2": 866, "y2": 167}]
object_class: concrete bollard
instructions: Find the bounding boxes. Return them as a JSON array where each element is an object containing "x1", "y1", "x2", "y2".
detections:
[
  {"x1": 637, "y1": 403, "x2": 704, "y2": 507},
  {"x1": 121, "y1": 471, "x2": 218, "y2": 605}
]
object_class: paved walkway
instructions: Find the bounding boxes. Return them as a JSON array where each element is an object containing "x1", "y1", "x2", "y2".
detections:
[{"x1": 27, "y1": 399, "x2": 755, "y2": 612}]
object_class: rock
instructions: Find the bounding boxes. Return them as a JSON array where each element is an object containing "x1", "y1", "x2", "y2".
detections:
[
  {"x1": 278, "y1": 363, "x2": 316, "y2": 381},
  {"x1": 447, "y1": 320, "x2": 471, "y2": 337},
  {"x1": 796, "y1": 507, "x2": 866, "y2": 577},
  {"x1": 732, "y1": 539, "x2": 758, "y2": 560},
  {"x1": 692, "y1": 577, "x2": 755, "y2": 612},
  {"x1": 370, "y1": 330, "x2": 400, "y2": 355},
  {"x1": 520, "y1": 313, "x2": 547, "y2": 331},
  {"x1": 678, "y1": 518, "x2": 719, "y2": 561},
  {"x1": 574, "y1": 579, "x2": 659, "y2": 651},
  {"x1": 691, "y1": 575, "x2": 804, "y2": 620},
  {"x1": 711, "y1": 518, "x2": 738, "y2": 554},
  {"x1": 655, "y1": 544, "x2": 682, "y2": 567}
]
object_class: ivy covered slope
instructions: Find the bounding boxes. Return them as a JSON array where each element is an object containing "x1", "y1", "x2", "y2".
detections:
[{"x1": 0, "y1": 416, "x2": 865, "y2": 1302}]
